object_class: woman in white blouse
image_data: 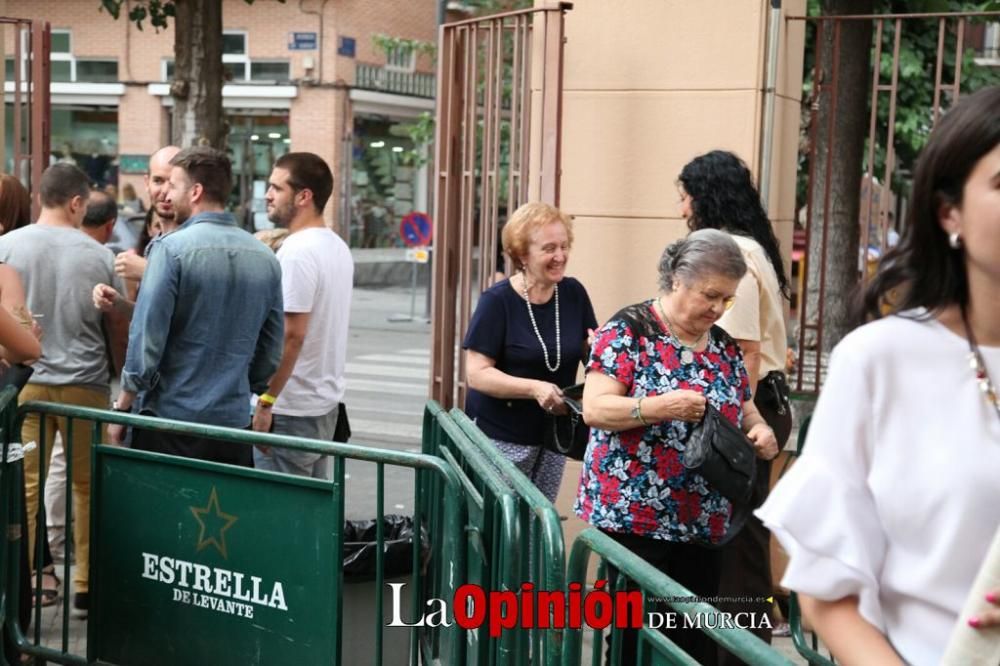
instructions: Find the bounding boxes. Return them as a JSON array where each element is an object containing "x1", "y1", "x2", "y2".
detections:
[{"x1": 757, "y1": 85, "x2": 1000, "y2": 665}]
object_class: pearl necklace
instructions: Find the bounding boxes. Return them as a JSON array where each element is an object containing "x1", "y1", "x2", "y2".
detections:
[
  {"x1": 961, "y1": 305, "x2": 1000, "y2": 424},
  {"x1": 521, "y1": 274, "x2": 560, "y2": 372},
  {"x1": 657, "y1": 297, "x2": 706, "y2": 365}
]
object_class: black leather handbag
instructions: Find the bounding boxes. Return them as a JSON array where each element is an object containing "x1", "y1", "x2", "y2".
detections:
[
  {"x1": 542, "y1": 384, "x2": 590, "y2": 460},
  {"x1": 682, "y1": 404, "x2": 757, "y2": 504}
]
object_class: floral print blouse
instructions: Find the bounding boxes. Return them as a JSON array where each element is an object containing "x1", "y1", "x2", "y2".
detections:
[{"x1": 574, "y1": 300, "x2": 751, "y2": 545}]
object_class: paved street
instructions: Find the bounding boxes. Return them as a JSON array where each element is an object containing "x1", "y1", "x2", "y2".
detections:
[{"x1": 341, "y1": 286, "x2": 431, "y2": 521}]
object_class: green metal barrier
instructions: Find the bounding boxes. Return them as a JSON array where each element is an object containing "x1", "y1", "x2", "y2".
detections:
[
  {"x1": 564, "y1": 529, "x2": 796, "y2": 666},
  {"x1": 422, "y1": 402, "x2": 522, "y2": 666},
  {"x1": 0, "y1": 399, "x2": 467, "y2": 666},
  {"x1": 449, "y1": 408, "x2": 568, "y2": 666}
]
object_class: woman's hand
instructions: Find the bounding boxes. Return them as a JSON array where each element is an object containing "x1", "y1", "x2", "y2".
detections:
[
  {"x1": 970, "y1": 589, "x2": 1000, "y2": 629},
  {"x1": 532, "y1": 381, "x2": 566, "y2": 414},
  {"x1": 656, "y1": 390, "x2": 706, "y2": 422},
  {"x1": 747, "y1": 423, "x2": 778, "y2": 460}
]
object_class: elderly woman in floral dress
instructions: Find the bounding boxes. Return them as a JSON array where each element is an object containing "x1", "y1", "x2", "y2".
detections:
[{"x1": 577, "y1": 229, "x2": 778, "y2": 664}]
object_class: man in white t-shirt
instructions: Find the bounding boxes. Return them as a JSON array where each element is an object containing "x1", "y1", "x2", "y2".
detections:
[{"x1": 251, "y1": 152, "x2": 353, "y2": 479}]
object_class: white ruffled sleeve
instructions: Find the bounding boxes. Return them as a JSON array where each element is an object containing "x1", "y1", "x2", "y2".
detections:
[{"x1": 755, "y1": 336, "x2": 888, "y2": 633}]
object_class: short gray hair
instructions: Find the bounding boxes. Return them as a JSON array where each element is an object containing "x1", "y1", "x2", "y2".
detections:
[{"x1": 658, "y1": 228, "x2": 747, "y2": 291}]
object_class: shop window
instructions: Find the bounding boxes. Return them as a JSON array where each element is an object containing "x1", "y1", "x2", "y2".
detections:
[
  {"x1": 350, "y1": 116, "x2": 421, "y2": 248},
  {"x1": 250, "y1": 61, "x2": 290, "y2": 82},
  {"x1": 46, "y1": 106, "x2": 119, "y2": 187},
  {"x1": 77, "y1": 60, "x2": 119, "y2": 83},
  {"x1": 227, "y1": 113, "x2": 290, "y2": 230}
]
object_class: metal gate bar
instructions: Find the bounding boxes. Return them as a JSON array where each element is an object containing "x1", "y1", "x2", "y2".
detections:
[
  {"x1": 787, "y1": 10, "x2": 1000, "y2": 394},
  {"x1": 430, "y1": 3, "x2": 572, "y2": 410}
]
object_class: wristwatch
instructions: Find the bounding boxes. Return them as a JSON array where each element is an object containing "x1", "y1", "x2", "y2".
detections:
[
  {"x1": 111, "y1": 400, "x2": 130, "y2": 413},
  {"x1": 630, "y1": 397, "x2": 648, "y2": 426}
]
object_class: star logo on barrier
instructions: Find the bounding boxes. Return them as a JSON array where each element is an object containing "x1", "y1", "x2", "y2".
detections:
[{"x1": 190, "y1": 487, "x2": 238, "y2": 559}]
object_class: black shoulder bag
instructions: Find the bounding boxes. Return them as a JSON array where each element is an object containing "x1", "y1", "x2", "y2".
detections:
[
  {"x1": 682, "y1": 404, "x2": 757, "y2": 505},
  {"x1": 542, "y1": 384, "x2": 590, "y2": 460}
]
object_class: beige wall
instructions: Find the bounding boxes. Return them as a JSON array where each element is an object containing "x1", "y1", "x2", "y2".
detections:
[
  {"x1": 556, "y1": 0, "x2": 805, "y2": 324},
  {"x1": 547, "y1": 0, "x2": 806, "y2": 543}
]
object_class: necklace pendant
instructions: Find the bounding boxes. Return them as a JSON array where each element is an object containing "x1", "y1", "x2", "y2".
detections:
[{"x1": 680, "y1": 349, "x2": 694, "y2": 364}]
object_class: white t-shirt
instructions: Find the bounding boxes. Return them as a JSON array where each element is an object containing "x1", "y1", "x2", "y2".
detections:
[
  {"x1": 757, "y1": 311, "x2": 1000, "y2": 665},
  {"x1": 273, "y1": 227, "x2": 353, "y2": 417}
]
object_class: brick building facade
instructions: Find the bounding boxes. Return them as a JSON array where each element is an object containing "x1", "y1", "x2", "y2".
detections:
[{"x1": 3, "y1": 0, "x2": 439, "y2": 240}]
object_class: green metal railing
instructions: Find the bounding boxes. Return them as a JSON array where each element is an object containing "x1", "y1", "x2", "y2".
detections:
[
  {"x1": 449, "y1": 408, "x2": 568, "y2": 666},
  {"x1": 564, "y1": 529, "x2": 796, "y2": 666},
  {"x1": 422, "y1": 402, "x2": 522, "y2": 666},
  {"x1": 789, "y1": 593, "x2": 836, "y2": 665},
  {"x1": 0, "y1": 397, "x2": 467, "y2": 666}
]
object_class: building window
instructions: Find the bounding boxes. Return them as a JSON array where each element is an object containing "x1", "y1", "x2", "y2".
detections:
[
  {"x1": 164, "y1": 55, "x2": 289, "y2": 83},
  {"x1": 77, "y1": 60, "x2": 119, "y2": 83},
  {"x1": 222, "y1": 32, "x2": 247, "y2": 56},
  {"x1": 384, "y1": 45, "x2": 416, "y2": 73},
  {"x1": 51, "y1": 29, "x2": 74, "y2": 81},
  {"x1": 223, "y1": 30, "x2": 250, "y2": 81},
  {"x1": 50, "y1": 30, "x2": 72, "y2": 55},
  {"x1": 18, "y1": 30, "x2": 120, "y2": 83},
  {"x1": 249, "y1": 61, "x2": 290, "y2": 82}
]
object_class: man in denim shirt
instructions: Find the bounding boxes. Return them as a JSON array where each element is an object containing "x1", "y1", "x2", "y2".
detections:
[{"x1": 111, "y1": 147, "x2": 283, "y2": 466}]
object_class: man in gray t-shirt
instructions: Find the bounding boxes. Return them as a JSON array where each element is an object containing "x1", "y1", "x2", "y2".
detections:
[{"x1": 0, "y1": 163, "x2": 128, "y2": 619}]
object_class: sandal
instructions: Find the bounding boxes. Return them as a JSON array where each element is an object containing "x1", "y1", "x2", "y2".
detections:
[{"x1": 32, "y1": 567, "x2": 60, "y2": 607}]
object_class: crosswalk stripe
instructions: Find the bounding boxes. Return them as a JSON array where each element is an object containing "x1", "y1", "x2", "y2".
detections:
[
  {"x1": 348, "y1": 418, "x2": 422, "y2": 440},
  {"x1": 345, "y1": 378, "x2": 428, "y2": 397},
  {"x1": 345, "y1": 363, "x2": 428, "y2": 380},
  {"x1": 356, "y1": 353, "x2": 430, "y2": 366},
  {"x1": 399, "y1": 348, "x2": 430, "y2": 356},
  {"x1": 347, "y1": 405, "x2": 424, "y2": 419}
]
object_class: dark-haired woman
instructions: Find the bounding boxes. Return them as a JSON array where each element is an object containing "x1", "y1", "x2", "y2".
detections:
[
  {"x1": 678, "y1": 150, "x2": 791, "y2": 660},
  {"x1": 758, "y1": 86, "x2": 1000, "y2": 665}
]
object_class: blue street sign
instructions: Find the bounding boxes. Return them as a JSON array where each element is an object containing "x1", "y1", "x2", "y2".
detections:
[{"x1": 288, "y1": 32, "x2": 318, "y2": 51}]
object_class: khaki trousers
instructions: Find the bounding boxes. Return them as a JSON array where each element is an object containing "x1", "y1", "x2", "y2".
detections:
[{"x1": 20, "y1": 383, "x2": 108, "y2": 595}]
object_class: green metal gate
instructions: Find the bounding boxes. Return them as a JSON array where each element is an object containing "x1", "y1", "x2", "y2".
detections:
[{"x1": 0, "y1": 394, "x2": 466, "y2": 666}]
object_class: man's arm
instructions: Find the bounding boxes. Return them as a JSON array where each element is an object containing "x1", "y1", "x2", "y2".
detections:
[
  {"x1": 118, "y1": 245, "x2": 179, "y2": 399},
  {"x1": 252, "y1": 311, "x2": 309, "y2": 433},
  {"x1": 104, "y1": 307, "x2": 130, "y2": 378},
  {"x1": 248, "y1": 288, "x2": 285, "y2": 396}
]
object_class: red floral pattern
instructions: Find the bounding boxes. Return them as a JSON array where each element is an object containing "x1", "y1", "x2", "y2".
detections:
[{"x1": 574, "y1": 301, "x2": 751, "y2": 545}]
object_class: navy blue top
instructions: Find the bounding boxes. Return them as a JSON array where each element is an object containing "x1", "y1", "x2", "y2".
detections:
[{"x1": 463, "y1": 276, "x2": 598, "y2": 445}]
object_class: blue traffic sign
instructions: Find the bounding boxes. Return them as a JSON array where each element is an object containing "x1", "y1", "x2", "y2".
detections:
[{"x1": 400, "y1": 212, "x2": 432, "y2": 247}]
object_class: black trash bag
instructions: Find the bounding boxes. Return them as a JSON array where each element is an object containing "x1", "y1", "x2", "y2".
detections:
[{"x1": 342, "y1": 515, "x2": 428, "y2": 582}]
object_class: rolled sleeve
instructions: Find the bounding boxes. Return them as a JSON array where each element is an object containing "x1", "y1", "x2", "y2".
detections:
[
  {"x1": 248, "y1": 280, "x2": 284, "y2": 394},
  {"x1": 120, "y1": 245, "x2": 179, "y2": 393}
]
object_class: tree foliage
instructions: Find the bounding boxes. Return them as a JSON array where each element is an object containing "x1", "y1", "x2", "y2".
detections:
[{"x1": 801, "y1": 0, "x2": 1000, "y2": 201}]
